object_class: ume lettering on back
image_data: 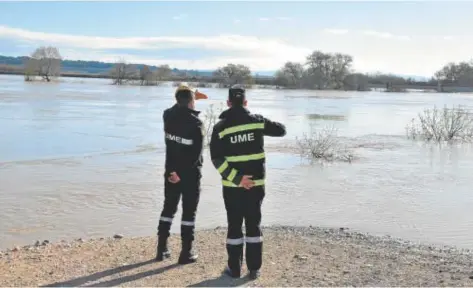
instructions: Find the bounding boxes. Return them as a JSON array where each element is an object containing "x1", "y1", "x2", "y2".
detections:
[{"x1": 230, "y1": 132, "x2": 255, "y2": 144}]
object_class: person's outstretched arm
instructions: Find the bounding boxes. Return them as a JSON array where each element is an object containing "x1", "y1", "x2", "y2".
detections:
[{"x1": 261, "y1": 116, "x2": 287, "y2": 137}]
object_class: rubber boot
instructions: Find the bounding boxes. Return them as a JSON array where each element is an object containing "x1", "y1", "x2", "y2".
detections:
[
  {"x1": 224, "y1": 266, "x2": 241, "y2": 278},
  {"x1": 248, "y1": 270, "x2": 260, "y2": 280},
  {"x1": 178, "y1": 240, "x2": 198, "y2": 264},
  {"x1": 225, "y1": 244, "x2": 243, "y2": 278},
  {"x1": 155, "y1": 236, "x2": 171, "y2": 261}
]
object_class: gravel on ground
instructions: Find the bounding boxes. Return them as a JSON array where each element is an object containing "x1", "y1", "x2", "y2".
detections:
[{"x1": 1, "y1": 226, "x2": 473, "y2": 287}]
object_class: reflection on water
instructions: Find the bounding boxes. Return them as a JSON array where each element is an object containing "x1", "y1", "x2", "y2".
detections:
[{"x1": 2, "y1": 75, "x2": 473, "y2": 249}]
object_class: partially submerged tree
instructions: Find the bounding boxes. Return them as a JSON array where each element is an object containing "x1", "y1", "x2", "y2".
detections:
[
  {"x1": 305, "y1": 51, "x2": 353, "y2": 89},
  {"x1": 406, "y1": 105, "x2": 473, "y2": 143},
  {"x1": 25, "y1": 46, "x2": 62, "y2": 82},
  {"x1": 343, "y1": 73, "x2": 370, "y2": 91},
  {"x1": 110, "y1": 59, "x2": 136, "y2": 85},
  {"x1": 274, "y1": 62, "x2": 305, "y2": 88},
  {"x1": 154, "y1": 64, "x2": 172, "y2": 82},
  {"x1": 139, "y1": 65, "x2": 154, "y2": 86},
  {"x1": 434, "y1": 61, "x2": 473, "y2": 86},
  {"x1": 213, "y1": 64, "x2": 253, "y2": 86}
]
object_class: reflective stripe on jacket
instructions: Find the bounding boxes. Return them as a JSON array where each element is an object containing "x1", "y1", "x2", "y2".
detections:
[{"x1": 209, "y1": 106, "x2": 286, "y2": 188}]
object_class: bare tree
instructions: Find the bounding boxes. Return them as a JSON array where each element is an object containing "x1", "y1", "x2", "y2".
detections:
[
  {"x1": 201, "y1": 103, "x2": 225, "y2": 146},
  {"x1": 305, "y1": 50, "x2": 353, "y2": 89},
  {"x1": 274, "y1": 62, "x2": 305, "y2": 88},
  {"x1": 435, "y1": 61, "x2": 473, "y2": 86},
  {"x1": 330, "y1": 53, "x2": 353, "y2": 89},
  {"x1": 139, "y1": 65, "x2": 154, "y2": 86},
  {"x1": 110, "y1": 59, "x2": 136, "y2": 85},
  {"x1": 213, "y1": 63, "x2": 253, "y2": 86},
  {"x1": 25, "y1": 46, "x2": 62, "y2": 82},
  {"x1": 343, "y1": 73, "x2": 370, "y2": 91},
  {"x1": 154, "y1": 64, "x2": 172, "y2": 82}
]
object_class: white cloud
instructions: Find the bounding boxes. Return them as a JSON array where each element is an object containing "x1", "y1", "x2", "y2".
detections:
[
  {"x1": 0, "y1": 25, "x2": 311, "y2": 71},
  {"x1": 259, "y1": 17, "x2": 270, "y2": 21},
  {"x1": 276, "y1": 17, "x2": 291, "y2": 21},
  {"x1": 361, "y1": 30, "x2": 410, "y2": 41},
  {"x1": 2, "y1": 25, "x2": 472, "y2": 76},
  {"x1": 323, "y1": 28, "x2": 349, "y2": 35},
  {"x1": 172, "y1": 14, "x2": 187, "y2": 20},
  {"x1": 233, "y1": 19, "x2": 241, "y2": 24}
]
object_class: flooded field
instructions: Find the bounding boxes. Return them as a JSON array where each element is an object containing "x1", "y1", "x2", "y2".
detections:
[{"x1": 1, "y1": 74, "x2": 473, "y2": 250}]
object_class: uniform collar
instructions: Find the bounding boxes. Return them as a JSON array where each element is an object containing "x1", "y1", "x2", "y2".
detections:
[{"x1": 218, "y1": 106, "x2": 249, "y2": 119}]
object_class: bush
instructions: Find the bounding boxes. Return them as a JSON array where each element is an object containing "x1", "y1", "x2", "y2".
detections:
[
  {"x1": 406, "y1": 105, "x2": 473, "y2": 142},
  {"x1": 296, "y1": 125, "x2": 355, "y2": 163},
  {"x1": 201, "y1": 103, "x2": 225, "y2": 146}
]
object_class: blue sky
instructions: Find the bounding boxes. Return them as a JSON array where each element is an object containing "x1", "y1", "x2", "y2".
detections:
[{"x1": 1, "y1": 1, "x2": 473, "y2": 77}]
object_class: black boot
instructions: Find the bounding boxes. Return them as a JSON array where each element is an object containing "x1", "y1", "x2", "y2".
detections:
[
  {"x1": 225, "y1": 243, "x2": 243, "y2": 278},
  {"x1": 178, "y1": 239, "x2": 198, "y2": 264},
  {"x1": 155, "y1": 236, "x2": 171, "y2": 261},
  {"x1": 248, "y1": 270, "x2": 260, "y2": 280},
  {"x1": 224, "y1": 266, "x2": 241, "y2": 278}
]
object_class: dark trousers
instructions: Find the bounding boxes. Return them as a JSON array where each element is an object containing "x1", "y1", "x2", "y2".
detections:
[
  {"x1": 157, "y1": 170, "x2": 201, "y2": 242},
  {"x1": 223, "y1": 186, "x2": 265, "y2": 272}
]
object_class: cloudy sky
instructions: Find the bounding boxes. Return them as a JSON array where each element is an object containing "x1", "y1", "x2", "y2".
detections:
[{"x1": 1, "y1": 1, "x2": 472, "y2": 77}]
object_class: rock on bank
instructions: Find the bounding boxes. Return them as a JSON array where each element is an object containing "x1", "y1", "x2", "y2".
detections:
[{"x1": 1, "y1": 226, "x2": 473, "y2": 287}]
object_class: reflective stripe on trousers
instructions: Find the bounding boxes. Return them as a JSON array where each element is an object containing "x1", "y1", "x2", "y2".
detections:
[
  {"x1": 246, "y1": 236, "x2": 263, "y2": 243},
  {"x1": 160, "y1": 216, "x2": 173, "y2": 223},
  {"x1": 227, "y1": 237, "x2": 262, "y2": 245},
  {"x1": 227, "y1": 238, "x2": 244, "y2": 245}
]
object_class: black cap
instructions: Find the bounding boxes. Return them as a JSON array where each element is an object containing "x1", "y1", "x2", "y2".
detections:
[{"x1": 229, "y1": 84, "x2": 246, "y2": 106}]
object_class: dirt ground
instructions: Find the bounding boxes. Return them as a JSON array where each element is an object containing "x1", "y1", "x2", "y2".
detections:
[{"x1": 1, "y1": 226, "x2": 473, "y2": 287}]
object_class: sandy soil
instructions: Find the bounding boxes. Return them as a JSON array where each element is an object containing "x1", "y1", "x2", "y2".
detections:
[{"x1": 1, "y1": 226, "x2": 473, "y2": 287}]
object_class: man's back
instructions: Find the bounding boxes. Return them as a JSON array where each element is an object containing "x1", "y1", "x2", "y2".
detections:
[
  {"x1": 163, "y1": 104, "x2": 203, "y2": 176},
  {"x1": 210, "y1": 106, "x2": 286, "y2": 185},
  {"x1": 209, "y1": 84, "x2": 287, "y2": 279}
]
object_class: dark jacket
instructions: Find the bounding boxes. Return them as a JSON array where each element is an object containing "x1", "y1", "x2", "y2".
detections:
[
  {"x1": 209, "y1": 106, "x2": 286, "y2": 188},
  {"x1": 163, "y1": 104, "x2": 203, "y2": 178}
]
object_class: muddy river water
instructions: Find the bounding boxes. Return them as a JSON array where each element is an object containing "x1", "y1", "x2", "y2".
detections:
[{"x1": 1, "y1": 75, "x2": 473, "y2": 250}]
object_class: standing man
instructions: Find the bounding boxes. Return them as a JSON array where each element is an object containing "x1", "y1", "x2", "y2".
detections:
[
  {"x1": 209, "y1": 84, "x2": 286, "y2": 279},
  {"x1": 156, "y1": 83, "x2": 208, "y2": 265}
]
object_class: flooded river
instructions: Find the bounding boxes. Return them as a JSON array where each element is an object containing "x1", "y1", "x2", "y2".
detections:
[{"x1": 1, "y1": 74, "x2": 473, "y2": 250}]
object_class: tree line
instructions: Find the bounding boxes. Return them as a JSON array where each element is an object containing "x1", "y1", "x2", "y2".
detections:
[{"x1": 8, "y1": 45, "x2": 473, "y2": 90}]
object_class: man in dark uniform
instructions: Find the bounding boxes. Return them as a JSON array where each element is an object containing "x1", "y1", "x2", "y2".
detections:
[
  {"x1": 156, "y1": 83, "x2": 208, "y2": 264},
  {"x1": 209, "y1": 84, "x2": 286, "y2": 279}
]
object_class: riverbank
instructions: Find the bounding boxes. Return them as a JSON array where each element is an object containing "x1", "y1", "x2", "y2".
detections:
[{"x1": 1, "y1": 226, "x2": 473, "y2": 287}]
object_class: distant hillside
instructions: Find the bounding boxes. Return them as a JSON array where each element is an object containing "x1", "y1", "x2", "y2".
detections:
[
  {"x1": 0, "y1": 55, "x2": 215, "y2": 77},
  {"x1": 0, "y1": 55, "x2": 433, "y2": 80},
  {"x1": 0, "y1": 55, "x2": 276, "y2": 77}
]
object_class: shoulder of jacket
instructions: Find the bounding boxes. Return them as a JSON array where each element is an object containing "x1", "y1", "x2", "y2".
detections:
[
  {"x1": 250, "y1": 113, "x2": 265, "y2": 122},
  {"x1": 190, "y1": 113, "x2": 203, "y2": 126},
  {"x1": 213, "y1": 118, "x2": 226, "y2": 131},
  {"x1": 163, "y1": 107, "x2": 172, "y2": 117}
]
